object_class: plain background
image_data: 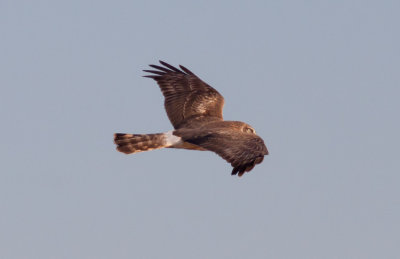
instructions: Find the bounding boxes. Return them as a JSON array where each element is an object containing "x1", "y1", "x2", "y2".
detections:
[{"x1": 1, "y1": 0, "x2": 399, "y2": 258}]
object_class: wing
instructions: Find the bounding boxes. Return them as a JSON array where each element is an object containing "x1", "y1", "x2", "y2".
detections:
[
  {"x1": 143, "y1": 61, "x2": 225, "y2": 129},
  {"x1": 175, "y1": 130, "x2": 269, "y2": 177}
]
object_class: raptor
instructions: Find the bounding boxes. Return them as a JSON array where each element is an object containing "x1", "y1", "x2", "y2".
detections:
[{"x1": 114, "y1": 61, "x2": 269, "y2": 177}]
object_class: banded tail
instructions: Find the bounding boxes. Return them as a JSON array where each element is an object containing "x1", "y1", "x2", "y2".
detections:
[{"x1": 114, "y1": 131, "x2": 182, "y2": 154}]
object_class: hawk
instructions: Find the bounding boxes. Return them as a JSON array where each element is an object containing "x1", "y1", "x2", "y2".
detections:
[{"x1": 114, "y1": 61, "x2": 269, "y2": 177}]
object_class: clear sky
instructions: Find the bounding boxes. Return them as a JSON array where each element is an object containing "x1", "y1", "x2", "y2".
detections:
[{"x1": 1, "y1": 0, "x2": 399, "y2": 258}]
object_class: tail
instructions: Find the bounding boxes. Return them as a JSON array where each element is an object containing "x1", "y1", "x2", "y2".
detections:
[{"x1": 114, "y1": 131, "x2": 181, "y2": 154}]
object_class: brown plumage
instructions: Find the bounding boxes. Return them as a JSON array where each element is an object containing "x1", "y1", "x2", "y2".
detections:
[
  {"x1": 114, "y1": 133, "x2": 168, "y2": 154},
  {"x1": 143, "y1": 61, "x2": 224, "y2": 129},
  {"x1": 114, "y1": 61, "x2": 269, "y2": 177}
]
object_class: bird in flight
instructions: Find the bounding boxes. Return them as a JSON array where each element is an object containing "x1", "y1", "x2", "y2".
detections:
[{"x1": 114, "y1": 61, "x2": 269, "y2": 177}]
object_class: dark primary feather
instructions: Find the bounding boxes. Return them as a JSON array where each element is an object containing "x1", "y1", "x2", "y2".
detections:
[{"x1": 143, "y1": 61, "x2": 225, "y2": 129}]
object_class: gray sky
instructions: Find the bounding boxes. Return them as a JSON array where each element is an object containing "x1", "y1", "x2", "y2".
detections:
[{"x1": 1, "y1": 0, "x2": 399, "y2": 258}]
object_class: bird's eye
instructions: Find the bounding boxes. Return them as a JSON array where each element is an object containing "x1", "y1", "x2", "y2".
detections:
[{"x1": 244, "y1": 127, "x2": 255, "y2": 134}]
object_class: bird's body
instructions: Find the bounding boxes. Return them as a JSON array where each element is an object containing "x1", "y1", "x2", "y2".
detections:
[{"x1": 114, "y1": 61, "x2": 269, "y2": 176}]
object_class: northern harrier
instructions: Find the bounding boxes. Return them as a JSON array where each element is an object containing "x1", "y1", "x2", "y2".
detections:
[{"x1": 114, "y1": 61, "x2": 269, "y2": 176}]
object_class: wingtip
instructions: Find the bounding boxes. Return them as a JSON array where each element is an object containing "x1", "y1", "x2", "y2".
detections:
[
  {"x1": 159, "y1": 60, "x2": 168, "y2": 66},
  {"x1": 142, "y1": 75, "x2": 158, "y2": 79},
  {"x1": 179, "y1": 64, "x2": 194, "y2": 75}
]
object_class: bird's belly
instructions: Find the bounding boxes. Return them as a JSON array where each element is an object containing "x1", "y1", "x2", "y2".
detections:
[{"x1": 169, "y1": 141, "x2": 206, "y2": 151}]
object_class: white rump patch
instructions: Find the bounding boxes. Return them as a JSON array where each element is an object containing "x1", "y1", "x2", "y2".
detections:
[{"x1": 164, "y1": 130, "x2": 182, "y2": 146}]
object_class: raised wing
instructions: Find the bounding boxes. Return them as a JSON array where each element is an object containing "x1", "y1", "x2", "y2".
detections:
[
  {"x1": 144, "y1": 61, "x2": 225, "y2": 129},
  {"x1": 175, "y1": 130, "x2": 269, "y2": 177}
]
